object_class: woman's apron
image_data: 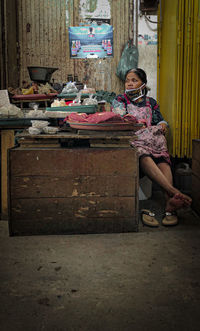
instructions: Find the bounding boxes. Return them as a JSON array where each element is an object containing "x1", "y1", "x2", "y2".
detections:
[{"x1": 127, "y1": 97, "x2": 171, "y2": 163}]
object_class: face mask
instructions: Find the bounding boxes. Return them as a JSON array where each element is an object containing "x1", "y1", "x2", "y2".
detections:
[{"x1": 125, "y1": 83, "x2": 146, "y2": 101}]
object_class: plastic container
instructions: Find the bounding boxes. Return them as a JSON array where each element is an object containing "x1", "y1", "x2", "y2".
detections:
[
  {"x1": 27, "y1": 66, "x2": 58, "y2": 83},
  {"x1": 139, "y1": 176, "x2": 152, "y2": 200},
  {"x1": 174, "y1": 162, "x2": 192, "y2": 194}
]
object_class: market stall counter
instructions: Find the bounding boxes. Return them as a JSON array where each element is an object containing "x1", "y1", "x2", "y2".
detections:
[
  {"x1": 0, "y1": 118, "x2": 57, "y2": 219},
  {"x1": 0, "y1": 118, "x2": 40, "y2": 219},
  {"x1": 8, "y1": 131, "x2": 139, "y2": 235}
]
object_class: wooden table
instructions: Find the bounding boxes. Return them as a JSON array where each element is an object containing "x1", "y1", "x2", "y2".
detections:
[
  {"x1": 16, "y1": 130, "x2": 138, "y2": 148},
  {"x1": 8, "y1": 131, "x2": 139, "y2": 235},
  {"x1": 11, "y1": 93, "x2": 57, "y2": 109},
  {"x1": 0, "y1": 118, "x2": 60, "y2": 219}
]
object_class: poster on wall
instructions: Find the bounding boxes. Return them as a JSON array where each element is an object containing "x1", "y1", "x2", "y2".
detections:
[{"x1": 68, "y1": 24, "x2": 113, "y2": 59}]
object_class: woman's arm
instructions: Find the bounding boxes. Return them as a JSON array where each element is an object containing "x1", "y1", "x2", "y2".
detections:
[{"x1": 150, "y1": 98, "x2": 168, "y2": 129}]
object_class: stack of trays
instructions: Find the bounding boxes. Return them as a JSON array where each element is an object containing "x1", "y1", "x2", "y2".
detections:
[{"x1": 45, "y1": 104, "x2": 98, "y2": 118}]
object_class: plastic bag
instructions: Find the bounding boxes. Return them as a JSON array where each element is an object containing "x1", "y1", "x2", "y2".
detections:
[
  {"x1": 31, "y1": 120, "x2": 50, "y2": 129},
  {"x1": 80, "y1": 84, "x2": 96, "y2": 94},
  {"x1": 43, "y1": 126, "x2": 59, "y2": 134},
  {"x1": 51, "y1": 99, "x2": 66, "y2": 107},
  {"x1": 116, "y1": 40, "x2": 139, "y2": 81},
  {"x1": 111, "y1": 99, "x2": 126, "y2": 116},
  {"x1": 29, "y1": 103, "x2": 39, "y2": 110},
  {"x1": 61, "y1": 82, "x2": 78, "y2": 94},
  {"x1": 0, "y1": 104, "x2": 24, "y2": 118},
  {"x1": 28, "y1": 127, "x2": 42, "y2": 135},
  {"x1": 82, "y1": 94, "x2": 98, "y2": 105},
  {"x1": 25, "y1": 109, "x2": 47, "y2": 118},
  {"x1": 68, "y1": 91, "x2": 82, "y2": 106}
]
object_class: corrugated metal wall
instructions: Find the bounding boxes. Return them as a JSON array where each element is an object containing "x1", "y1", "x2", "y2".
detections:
[
  {"x1": 18, "y1": 0, "x2": 69, "y2": 85},
  {"x1": 17, "y1": 0, "x2": 134, "y2": 94},
  {"x1": 158, "y1": 0, "x2": 200, "y2": 158}
]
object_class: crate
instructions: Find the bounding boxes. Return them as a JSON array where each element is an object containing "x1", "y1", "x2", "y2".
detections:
[{"x1": 46, "y1": 104, "x2": 98, "y2": 113}]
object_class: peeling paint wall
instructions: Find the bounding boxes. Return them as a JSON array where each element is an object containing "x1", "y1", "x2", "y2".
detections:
[{"x1": 138, "y1": 15, "x2": 158, "y2": 99}]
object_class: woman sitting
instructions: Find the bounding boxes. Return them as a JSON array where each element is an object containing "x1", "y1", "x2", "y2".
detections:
[{"x1": 112, "y1": 68, "x2": 192, "y2": 227}]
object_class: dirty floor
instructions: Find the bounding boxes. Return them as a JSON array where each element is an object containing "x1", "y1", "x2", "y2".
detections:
[{"x1": 0, "y1": 191, "x2": 200, "y2": 331}]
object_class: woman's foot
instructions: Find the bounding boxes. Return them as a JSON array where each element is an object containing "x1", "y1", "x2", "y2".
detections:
[{"x1": 165, "y1": 193, "x2": 192, "y2": 212}]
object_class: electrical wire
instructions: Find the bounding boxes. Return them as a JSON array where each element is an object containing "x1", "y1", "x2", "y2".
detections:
[
  {"x1": 144, "y1": 14, "x2": 158, "y2": 24},
  {"x1": 144, "y1": 15, "x2": 158, "y2": 31}
]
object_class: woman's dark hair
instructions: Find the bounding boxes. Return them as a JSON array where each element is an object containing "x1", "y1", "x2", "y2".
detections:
[
  {"x1": 125, "y1": 68, "x2": 148, "y2": 95},
  {"x1": 125, "y1": 68, "x2": 147, "y2": 84}
]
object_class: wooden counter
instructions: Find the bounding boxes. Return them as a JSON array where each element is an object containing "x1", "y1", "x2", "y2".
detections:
[
  {"x1": 0, "y1": 119, "x2": 35, "y2": 219},
  {"x1": 0, "y1": 119, "x2": 53, "y2": 219},
  {"x1": 8, "y1": 131, "x2": 139, "y2": 235}
]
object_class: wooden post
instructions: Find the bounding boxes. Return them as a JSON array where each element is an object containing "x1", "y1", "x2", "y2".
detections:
[{"x1": 1, "y1": 130, "x2": 15, "y2": 219}]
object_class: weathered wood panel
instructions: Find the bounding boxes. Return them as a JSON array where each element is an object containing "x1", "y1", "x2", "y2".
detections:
[
  {"x1": 10, "y1": 196, "x2": 137, "y2": 233},
  {"x1": 9, "y1": 148, "x2": 138, "y2": 176},
  {"x1": 9, "y1": 216, "x2": 137, "y2": 236},
  {"x1": 10, "y1": 175, "x2": 136, "y2": 198},
  {"x1": 17, "y1": 0, "x2": 134, "y2": 94},
  {"x1": 11, "y1": 197, "x2": 136, "y2": 220},
  {"x1": 9, "y1": 147, "x2": 139, "y2": 235}
]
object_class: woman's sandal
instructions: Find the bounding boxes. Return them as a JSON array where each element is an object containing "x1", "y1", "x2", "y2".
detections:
[
  {"x1": 162, "y1": 211, "x2": 178, "y2": 226},
  {"x1": 141, "y1": 209, "x2": 159, "y2": 227}
]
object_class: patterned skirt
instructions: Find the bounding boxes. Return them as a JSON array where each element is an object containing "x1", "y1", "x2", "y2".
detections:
[{"x1": 130, "y1": 125, "x2": 171, "y2": 164}]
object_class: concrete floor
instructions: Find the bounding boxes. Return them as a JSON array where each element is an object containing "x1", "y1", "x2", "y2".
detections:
[{"x1": 0, "y1": 191, "x2": 200, "y2": 331}]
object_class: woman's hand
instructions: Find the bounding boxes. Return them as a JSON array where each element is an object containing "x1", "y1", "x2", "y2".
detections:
[
  {"x1": 138, "y1": 119, "x2": 147, "y2": 129},
  {"x1": 160, "y1": 123, "x2": 168, "y2": 134}
]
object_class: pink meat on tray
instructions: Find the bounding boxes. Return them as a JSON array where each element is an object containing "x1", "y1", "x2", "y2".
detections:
[{"x1": 65, "y1": 111, "x2": 138, "y2": 124}]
